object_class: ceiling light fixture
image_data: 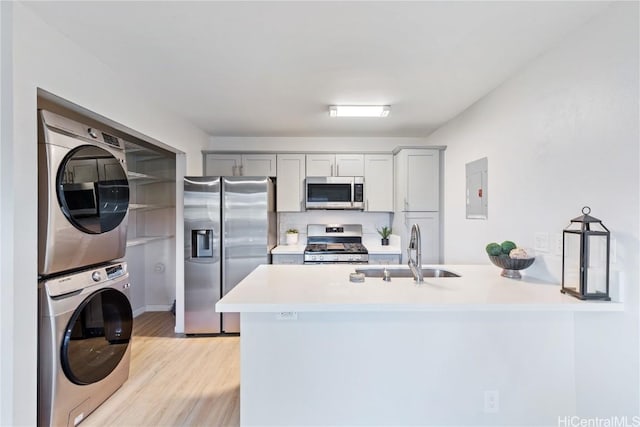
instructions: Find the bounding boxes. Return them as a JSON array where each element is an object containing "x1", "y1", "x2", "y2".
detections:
[{"x1": 329, "y1": 105, "x2": 390, "y2": 118}]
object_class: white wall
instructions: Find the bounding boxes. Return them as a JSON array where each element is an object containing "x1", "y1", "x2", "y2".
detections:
[
  {"x1": 0, "y1": 3, "x2": 14, "y2": 425},
  {"x1": 278, "y1": 211, "x2": 392, "y2": 246},
  {"x1": 0, "y1": 3, "x2": 210, "y2": 425},
  {"x1": 425, "y1": 2, "x2": 639, "y2": 416},
  {"x1": 209, "y1": 136, "x2": 428, "y2": 153}
]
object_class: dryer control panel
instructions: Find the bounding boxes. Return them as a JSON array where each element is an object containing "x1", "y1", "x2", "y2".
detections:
[{"x1": 106, "y1": 264, "x2": 125, "y2": 280}]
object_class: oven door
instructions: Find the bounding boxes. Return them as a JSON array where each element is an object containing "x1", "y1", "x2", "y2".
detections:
[{"x1": 306, "y1": 177, "x2": 361, "y2": 210}]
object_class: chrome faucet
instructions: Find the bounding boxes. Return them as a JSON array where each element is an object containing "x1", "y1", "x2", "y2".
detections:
[{"x1": 407, "y1": 224, "x2": 424, "y2": 283}]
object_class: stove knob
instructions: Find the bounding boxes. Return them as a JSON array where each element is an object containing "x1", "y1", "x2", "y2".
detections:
[
  {"x1": 354, "y1": 255, "x2": 361, "y2": 260},
  {"x1": 311, "y1": 255, "x2": 316, "y2": 261},
  {"x1": 318, "y1": 255, "x2": 324, "y2": 261},
  {"x1": 348, "y1": 255, "x2": 354, "y2": 261},
  {"x1": 91, "y1": 271, "x2": 102, "y2": 282}
]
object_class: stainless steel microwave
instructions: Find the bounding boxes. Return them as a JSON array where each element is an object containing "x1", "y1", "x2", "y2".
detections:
[{"x1": 305, "y1": 177, "x2": 364, "y2": 210}]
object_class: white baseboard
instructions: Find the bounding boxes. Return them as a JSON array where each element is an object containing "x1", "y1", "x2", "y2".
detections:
[
  {"x1": 132, "y1": 304, "x2": 173, "y2": 318},
  {"x1": 132, "y1": 306, "x2": 146, "y2": 318}
]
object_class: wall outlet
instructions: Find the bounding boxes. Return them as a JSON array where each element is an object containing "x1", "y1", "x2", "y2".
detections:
[
  {"x1": 484, "y1": 390, "x2": 499, "y2": 413},
  {"x1": 554, "y1": 233, "x2": 563, "y2": 256},
  {"x1": 276, "y1": 312, "x2": 298, "y2": 321},
  {"x1": 534, "y1": 232, "x2": 549, "y2": 253}
]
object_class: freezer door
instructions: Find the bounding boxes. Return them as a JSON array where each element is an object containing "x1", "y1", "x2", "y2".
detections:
[
  {"x1": 184, "y1": 177, "x2": 222, "y2": 334},
  {"x1": 222, "y1": 177, "x2": 274, "y2": 333}
]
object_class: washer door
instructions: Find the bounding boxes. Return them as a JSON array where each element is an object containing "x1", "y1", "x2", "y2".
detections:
[
  {"x1": 61, "y1": 288, "x2": 133, "y2": 385},
  {"x1": 57, "y1": 145, "x2": 129, "y2": 234}
]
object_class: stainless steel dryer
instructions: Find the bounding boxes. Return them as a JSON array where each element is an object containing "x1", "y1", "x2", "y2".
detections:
[
  {"x1": 38, "y1": 262, "x2": 133, "y2": 427},
  {"x1": 38, "y1": 110, "x2": 130, "y2": 277}
]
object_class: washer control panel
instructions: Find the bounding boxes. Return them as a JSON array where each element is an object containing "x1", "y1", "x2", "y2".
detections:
[{"x1": 43, "y1": 262, "x2": 128, "y2": 298}]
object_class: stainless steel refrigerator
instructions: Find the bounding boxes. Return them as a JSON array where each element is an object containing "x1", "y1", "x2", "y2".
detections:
[{"x1": 184, "y1": 176, "x2": 276, "y2": 334}]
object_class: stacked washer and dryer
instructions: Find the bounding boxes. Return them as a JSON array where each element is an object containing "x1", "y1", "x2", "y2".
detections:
[{"x1": 38, "y1": 110, "x2": 133, "y2": 427}]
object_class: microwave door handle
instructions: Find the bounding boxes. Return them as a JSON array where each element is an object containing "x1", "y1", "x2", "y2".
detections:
[{"x1": 352, "y1": 181, "x2": 355, "y2": 208}]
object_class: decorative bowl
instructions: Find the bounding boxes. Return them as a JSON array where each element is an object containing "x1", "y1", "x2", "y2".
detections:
[{"x1": 488, "y1": 255, "x2": 535, "y2": 279}]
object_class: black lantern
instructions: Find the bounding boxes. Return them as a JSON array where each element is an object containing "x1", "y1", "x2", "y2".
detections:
[{"x1": 561, "y1": 206, "x2": 610, "y2": 301}]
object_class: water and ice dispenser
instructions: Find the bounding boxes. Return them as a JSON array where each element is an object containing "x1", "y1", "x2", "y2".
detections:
[{"x1": 191, "y1": 229, "x2": 214, "y2": 258}]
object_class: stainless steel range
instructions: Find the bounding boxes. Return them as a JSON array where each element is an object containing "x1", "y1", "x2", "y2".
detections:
[{"x1": 304, "y1": 224, "x2": 368, "y2": 264}]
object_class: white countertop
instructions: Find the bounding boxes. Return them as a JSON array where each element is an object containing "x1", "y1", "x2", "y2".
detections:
[
  {"x1": 271, "y1": 244, "x2": 306, "y2": 255},
  {"x1": 216, "y1": 264, "x2": 623, "y2": 313},
  {"x1": 271, "y1": 234, "x2": 402, "y2": 255}
]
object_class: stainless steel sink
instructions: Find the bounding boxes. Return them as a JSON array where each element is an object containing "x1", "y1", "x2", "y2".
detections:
[{"x1": 355, "y1": 267, "x2": 460, "y2": 278}]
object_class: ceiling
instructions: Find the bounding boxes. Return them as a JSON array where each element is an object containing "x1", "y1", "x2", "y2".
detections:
[{"x1": 25, "y1": 1, "x2": 611, "y2": 138}]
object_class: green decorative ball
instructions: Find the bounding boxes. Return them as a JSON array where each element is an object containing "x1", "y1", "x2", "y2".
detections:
[
  {"x1": 501, "y1": 240, "x2": 517, "y2": 255},
  {"x1": 486, "y1": 242, "x2": 502, "y2": 256}
]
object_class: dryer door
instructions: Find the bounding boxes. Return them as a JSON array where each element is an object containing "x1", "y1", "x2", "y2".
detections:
[
  {"x1": 57, "y1": 145, "x2": 129, "y2": 234},
  {"x1": 61, "y1": 288, "x2": 133, "y2": 385}
]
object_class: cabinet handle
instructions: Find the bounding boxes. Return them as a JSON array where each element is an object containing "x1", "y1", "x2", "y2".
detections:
[
  {"x1": 404, "y1": 198, "x2": 409, "y2": 211},
  {"x1": 331, "y1": 164, "x2": 334, "y2": 176},
  {"x1": 239, "y1": 165, "x2": 244, "y2": 176},
  {"x1": 232, "y1": 165, "x2": 237, "y2": 176},
  {"x1": 336, "y1": 164, "x2": 339, "y2": 176}
]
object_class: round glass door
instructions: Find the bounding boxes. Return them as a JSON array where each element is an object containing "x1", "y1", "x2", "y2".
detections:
[
  {"x1": 57, "y1": 145, "x2": 129, "y2": 234},
  {"x1": 61, "y1": 288, "x2": 133, "y2": 385}
]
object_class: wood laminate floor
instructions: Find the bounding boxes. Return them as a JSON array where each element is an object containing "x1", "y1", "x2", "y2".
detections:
[{"x1": 83, "y1": 312, "x2": 240, "y2": 427}]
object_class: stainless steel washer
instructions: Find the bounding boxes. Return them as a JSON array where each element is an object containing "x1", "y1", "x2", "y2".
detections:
[
  {"x1": 38, "y1": 262, "x2": 133, "y2": 427},
  {"x1": 38, "y1": 110, "x2": 130, "y2": 277}
]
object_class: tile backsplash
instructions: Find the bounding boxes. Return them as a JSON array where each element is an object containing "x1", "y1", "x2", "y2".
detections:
[{"x1": 278, "y1": 211, "x2": 393, "y2": 245}]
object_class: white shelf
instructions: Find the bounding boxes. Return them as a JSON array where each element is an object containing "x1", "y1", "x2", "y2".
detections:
[
  {"x1": 127, "y1": 171, "x2": 174, "y2": 185},
  {"x1": 126, "y1": 235, "x2": 175, "y2": 248},
  {"x1": 124, "y1": 142, "x2": 167, "y2": 162}
]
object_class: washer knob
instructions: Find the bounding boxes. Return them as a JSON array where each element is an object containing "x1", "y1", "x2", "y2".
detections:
[
  {"x1": 91, "y1": 271, "x2": 102, "y2": 282},
  {"x1": 87, "y1": 128, "x2": 98, "y2": 138}
]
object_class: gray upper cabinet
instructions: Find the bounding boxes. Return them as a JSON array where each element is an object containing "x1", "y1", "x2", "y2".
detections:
[
  {"x1": 306, "y1": 154, "x2": 364, "y2": 177},
  {"x1": 364, "y1": 154, "x2": 393, "y2": 212},
  {"x1": 276, "y1": 154, "x2": 306, "y2": 212},
  {"x1": 205, "y1": 154, "x2": 241, "y2": 176},
  {"x1": 242, "y1": 154, "x2": 277, "y2": 176},
  {"x1": 335, "y1": 154, "x2": 364, "y2": 176},
  {"x1": 204, "y1": 153, "x2": 276, "y2": 177},
  {"x1": 306, "y1": 154, "x2": 335, "y2": 176},
  {"x1": 394, "y1": 148, "x2": 439, "y2": 212}
]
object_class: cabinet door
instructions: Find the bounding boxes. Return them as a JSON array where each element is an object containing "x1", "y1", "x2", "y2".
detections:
[
  {"x1": 306, "y1": 154, "x2": 335, "y2": 177},
  {"x1": 277, "y1": 154, "x2": 306, "y2": 212},
  {"x1": 272, "y1": 254, "x2": 304, "y2": 265},
  {"x1": 395, "y1": 149, "x2": 439, "y2": 212},
  {"x1": 335, "y1": 154, "x2": 364, "y2": 176},
  {"x1": 368, "y1": 254, "x2": 401, "y2": 265},
  {"x1": 395, "y1": 212, "x2": 440, "y2": 264},
  {"x1": 364, "y1": 154, "x2": 393, "y2": 211},
  {"x1": 242, "y1": 154, "x2": 277, "y2": 176},
  {"x1": 204, "y1": 154, "x2": 241, "y2": 176}
]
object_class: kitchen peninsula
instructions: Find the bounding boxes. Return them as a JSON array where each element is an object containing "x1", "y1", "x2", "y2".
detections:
[{"x1": 216, "y1": 264, "x2": 622, "y2": 426}]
